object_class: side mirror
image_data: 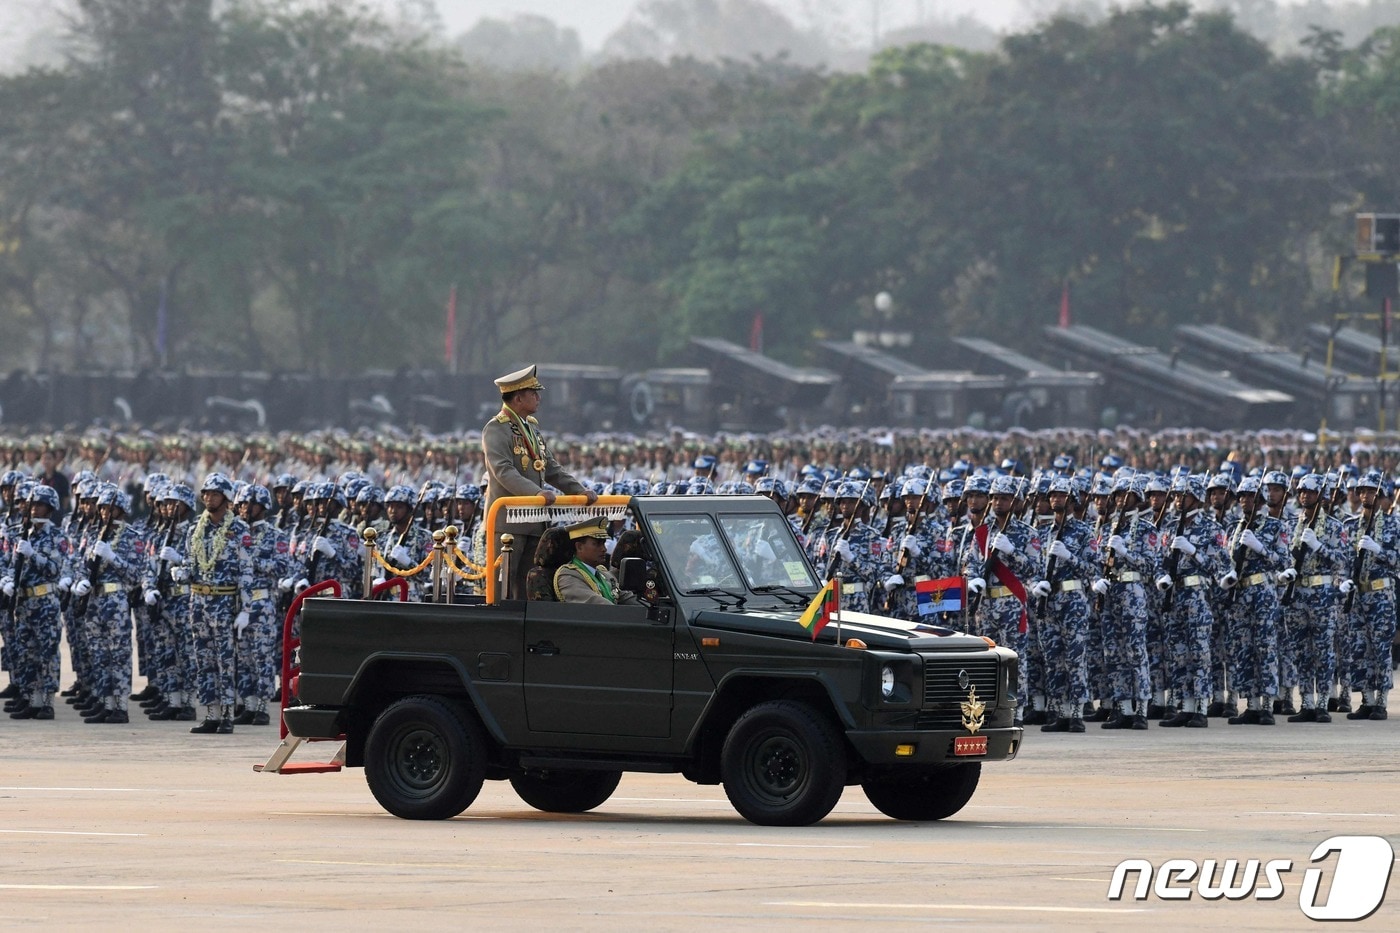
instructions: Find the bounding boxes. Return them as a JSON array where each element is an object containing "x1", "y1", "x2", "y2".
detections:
[{"x1": 619, "y1": 557, "x2": 648, "y2": 593}]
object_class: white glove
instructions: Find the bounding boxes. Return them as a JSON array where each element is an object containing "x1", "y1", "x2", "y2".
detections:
[
  {"x1": 604, "y1": 538, "x2": 617, "y2": 556},
  {"x1": 57, "y1": 576, "x2": 72, "y2": 593},
  {"x1": 966, "y1": 576, "x2": 986, "y2": 596},
  {"x1": 72, "y1": 578, "x2": 92, "y2": 597},
  {"x1": 389, "y1": 544, "x2": 413, "y2": 565},
  {"x1": 991, "y1": 532, "x2": 1014, "y2": 555},
  {"x1": 1300, "y1": 528, "x2": 1321, "y2": 551},
  {"x1": 1030, "y1": 580, "x2": 1052, "y2": 598},
  {"x1": 900, "y1": 534, "x2": 922, "y2": 557},
  {"x1": 278, "y1": 576, "x2": 294, "y2": 592},
  {"x1": 0, "y1": 578, "x2": 13, "y2": 597},
  {"x1": 1219, "y1": 570, "x2": 1239, "y2": 589},
  {"x1": 1049, "y1": 539, "x2": 1072, "y2": 561},
  {"x1": 1170, "y1": 535, "x2": 1196, "y2": 557},
  {"x1": 313, "y1": 536, "x2": 336, "y2": 558},
  {"x1": 1240, "y1": 530, "x2": 1264, "y2": 555},
  {"x1": 235, "y1": 611, "x2": 250, "y2": 634},
  {"x1": 883, "y1": 573, "x2": 905, "y2": 592},
  {"x1": 143, "y1": 589, "x2": 159, "y2": 606},
  {"x1": 295, "y1": 577, "x2": 309, "y2": 590},
  {"x1": 1108, "y1": 535, "x2": 1128, "y2": 557},
  {"x1": 93, "y1": 540, "x2": 116, "y2": 562},
  {"x1": 170, "y1": 566, "x2": 189, "y2": 582},
  {"x1": 833, "y1": 539, "x2": 853, "y2": 562},
  {"x1": 1359, "y1": 534, "x2": 1382, "y2": 555},
  {"x1": 1091, "y1": 578, "x2": 1110, "y2": 596},
  {"x1": 1155, "y1": 574, "x2": 1173, "y2": 592},
  {"x1": 1339, "y1": 579, "x2": 1355, "y2": 595},
  {"x1": 371, "y1": 576, "x2": 386, "y2": 588},
  {"x1": 1277, "y1": 568, "x2": 1298, "y2": 584},
  {"x1": 15, "y1": 539, "x2": 34, "y2": 558},
  {"x1": 160, "y1": 546, "x2": 183, "y2": 563}
]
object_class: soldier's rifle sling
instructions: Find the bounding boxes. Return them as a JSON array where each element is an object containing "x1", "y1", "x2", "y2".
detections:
[{"x1": 1343, "y1": 504, "x2": 1375, "y2": 613}]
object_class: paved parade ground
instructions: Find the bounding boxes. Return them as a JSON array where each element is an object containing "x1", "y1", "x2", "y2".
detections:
[{"x1": 1, "y1": 704, "x2": 1395, "y2": 931}]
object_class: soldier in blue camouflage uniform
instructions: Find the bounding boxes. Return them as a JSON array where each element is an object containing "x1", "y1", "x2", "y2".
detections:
[
  {"x1": 1282, "y1": 472, "x2": 1346, "y2": 723},
  {"x1": 1091, "y1": 476, "x2": 1159, "y2": 730},
  {"x1": 1339, "y1": 470, "x2": 1397, "y2": 721},
  {"x1": 288, "y1": 483, "x2": 362, "y2": 597},
  {"x1": 143, "y1": 483, "x2": 197, "y2": 721},
  {"x1": 962, "y1": 475, "x2": 1042, "y2": 718},
  {"x1": 0, "y1": 471, "x2": 26, "y2": 701},
  {"x1": 811, "y1": 481, "x2": 881, "y2": 613},
  {"x1": 127, "y1": 472, "x2": 169, "y2": 707},
  {"x1": 1218, "y1": 477, "x2": 1289, "y2": 724},
  {"x1": 71, "y1": 485, "x2": 144, "y2": 723},
  {"x1": 376, "y1": 484, "x2": 435, "y2": 600},
  {"x1": 1155, "y1": 476, "x2": 1234, "y2": 728},
  {"x1": 1035, "y1": 477, "x2": 1098, "y2": 733},
  {"x1": 180, "y1": 472, "x2": 256, "y2": 734},
  {"x1": 234, "y1": 484, "x2": 289, "y2": 725},
  {"x1": 880, "y1": 477, "x2": 943, "y2": 621},
  {"x1": 1, "y1": 485, "x2": 69, "y2": 719}
]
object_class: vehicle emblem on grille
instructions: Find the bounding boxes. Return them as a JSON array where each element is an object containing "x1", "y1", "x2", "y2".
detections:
[
  {"x1": 961, "y1": 685, "x2": 986, "y2": 734},
  {"x1": 957, "y1": 669, "x2": 970, "y2": 690}
]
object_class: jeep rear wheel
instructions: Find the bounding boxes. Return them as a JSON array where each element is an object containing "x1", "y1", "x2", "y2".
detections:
[
  {"x1": 364, "y1": 695, "x2": 487, "y2": 820},
  {"x1": 720, "y1": 700, "x2": 847, "y2": 826},
  {"x1": 510, "y1": 770, "x2": 622, "y2": 813},
  {"x1": 861, "y1": 762, "x2": 981, "y2": 821}
]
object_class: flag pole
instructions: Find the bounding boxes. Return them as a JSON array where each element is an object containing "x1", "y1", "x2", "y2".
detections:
[{"x1": 834, "y1": 572, "x2": 842, "y2": 644}]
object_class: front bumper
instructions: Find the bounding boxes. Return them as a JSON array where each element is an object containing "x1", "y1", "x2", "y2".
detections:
[
  {"x1": 845, "y1": 726, "x2": 1022, "y2": 765},
  {"x1": 281, "y1": 704, "x2": 344, "y2": 740}
]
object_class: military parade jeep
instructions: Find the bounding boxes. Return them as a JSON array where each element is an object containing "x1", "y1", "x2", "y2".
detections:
[{"x1": 271, "y1": 494, "x2": 1022, "y2": 826}]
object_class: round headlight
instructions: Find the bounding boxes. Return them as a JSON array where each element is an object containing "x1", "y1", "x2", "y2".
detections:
[{"x1": 881, "y1": 665, "x2": 896, "y2": 698}]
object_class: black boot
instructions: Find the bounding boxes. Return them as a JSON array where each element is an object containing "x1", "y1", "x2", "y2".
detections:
[
  {"x1": 216, "y1": 718, "x2": 234, "y2": 735},
  {"x1": 1041, "y1": 717, "x2": 1070, "y2": 732},
  {"x1": 232, "y1": 708, "x2": 257, "y2": 725},
  {"x1": 1347, "y1": 705, "x2": 1374, "y2": 720},
  {"x1": 0, "y1": 683, "x2": 18, "y2": 699},
  {"x1": 1159, "y1": 711, "x2": 1192, "y2": 727},
  {"x1": 1185, "y1": 712, "x2": 1209, "y2": 728},
  {"x1": 1256, "y1": 709, "x2": 1275, "y2": 726},
  {"x1": 1100, "y1": 709, "x2": 1128, "y2": 729},
  {"x1": 129, "y1": 684, "x2": 158, "y2": 702},
  {"x1": 83, "y1": 708, "x2": 111, "y2": 724},
  {"x1": 1287, "y1": 708, "x2": 1318, "y2": 723},
  {"x1": 190, "y1": 718, "x2": 222, "y2": 734},
  {"x1": 1206, "y1": 700, "x2": 1227, "y2": 718},
  {"x1": 1085, "y1": 705, "x2": 1113, "y2": 722},
  {"x1": 1313, "y1": 709, "x2": 1333, "y2": 723},
  {"x1": 1370, "y1": 707, "x2": 1388, "y2": 721},
  {"x1": 1228, "y1": 709, "x2": 1261, "y2": 725},
  {"x1": 103, "y1": 709, "x2": 129, "y2": 724}
]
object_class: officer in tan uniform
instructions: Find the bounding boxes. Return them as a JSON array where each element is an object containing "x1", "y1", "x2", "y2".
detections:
[
  {"x1": 553, "y1": 517, "x2": 642, "y2": 605},
  {"x1": 481, "y1": 365, "x2": 595, "y2": 598}
]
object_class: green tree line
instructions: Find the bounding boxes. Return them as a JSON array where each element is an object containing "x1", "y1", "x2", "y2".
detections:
[{"x1": 0, "y1": 0, "x2": 1395, "y2": 376}]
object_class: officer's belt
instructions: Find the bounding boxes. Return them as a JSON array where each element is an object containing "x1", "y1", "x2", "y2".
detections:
[
  {"x1": 1179, "y1": 575, "x2": 1207, "y2": 588},
  {"x1": 1363, "y1": 577, "x2": 1392, "y2": 592},
  {"x1": 99, "y1": 582, "x2": 124, "y2": 594},
  {"x1": 250, "y1": 588, "x2": 271, "y2": 601},
  {"x1": 1057, "y1": 580, "x2": 1083, "y2": 593},
  {"x1": 20, "y1": 584, "x2": 54, "y2": 599},
  {"x1": 1241, "y1": 572, "x2": 1271, "y2": 588},
  {"x1": 1298, "y1": 575, "x2": 1331, "y2": 588},
  {"x1": 168, "y1": 584, "x2": 191, "y2": 597},
  {"x1": 988, "y1": 585, "x2": 1016, "y2": 599},
  {"x1": 192, "y1": 584, "x2": 238, "y2": 597},
  {"x1": 1111, "y1": 572, "x2": 1142, "y2": 583}
]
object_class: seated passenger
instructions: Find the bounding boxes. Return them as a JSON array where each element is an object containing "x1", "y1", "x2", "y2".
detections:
[
  {"x1": 525, "y1": 526, "x2": 572, "y2": 601},
  {"x1": 554, "y1": 517, "x2": 643, "y2": 605}
]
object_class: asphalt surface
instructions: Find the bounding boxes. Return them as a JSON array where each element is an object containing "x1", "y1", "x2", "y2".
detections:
[{"x1": 1, "y1": 695, "x2": 1396, "y2": 931}]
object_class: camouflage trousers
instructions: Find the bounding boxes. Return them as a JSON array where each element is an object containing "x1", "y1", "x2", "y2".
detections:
[
  {"x1": 1345, "y1": 589, "x2": 1397, "y2": 695},
  {"x1": 1220, "y1": 584, "x2": 1280, "y2": 700},
  {"x1": 235, "y1": 597, "x2": 280, "y2": 702},
  {"x1": 1162, "y1": 587, "x2": 1215, "y2": 702},
  {"x1": 12, "y1": 594, "x2": 63, "y2": 699},
  {"x1": 1037, "y1": 590, "x2": 1090, "y2": 708},
  {"x1": 977, "y1": 594, "x2": 1028, "y2": 710},
  {"x1": 85, "y1": 591, "x2": 133, "y2": 708},
  {"x1": 150, "y1": 591, "x2": 195, "y2": 701},
  {"x1": 1283, "y1": 586, "x2": 1336, "y2": 705},
  {"x1": 1102, "y1": 582, "x2": 1151, "y2": 707},
  {"x1": 189, "y1": 594, "x2": 237, "y2": 708},
  {"x1": 1145, "y1": 590, "x2": 1169, "y2": 695}
]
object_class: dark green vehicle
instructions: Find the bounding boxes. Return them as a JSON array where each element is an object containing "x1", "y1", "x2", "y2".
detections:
[{"x1": 278, "y1": 494, "x2": 1022, "y2": 826}]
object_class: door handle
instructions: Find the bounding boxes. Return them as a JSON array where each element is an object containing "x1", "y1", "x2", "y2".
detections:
[{"x1": 528, "y1": 641, "x2": 560, "y2": 656}]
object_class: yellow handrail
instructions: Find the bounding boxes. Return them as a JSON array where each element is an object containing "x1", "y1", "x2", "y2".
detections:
[{"x1": 483, "y1": 494, "x2": 632, "y2": 603}]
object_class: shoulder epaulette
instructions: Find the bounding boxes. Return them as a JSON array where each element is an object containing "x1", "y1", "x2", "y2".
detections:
[
  {"x1": 494, "y1": 411, "x2": 510, "y2": 424},
  {"x1": 526, "y1": 415, "x2": 539, "y2": 425}
]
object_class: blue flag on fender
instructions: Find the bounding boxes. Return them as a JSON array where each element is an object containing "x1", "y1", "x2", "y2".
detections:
[{"x1": 915, "y1": 576, "x2": 964, "y2": 616}]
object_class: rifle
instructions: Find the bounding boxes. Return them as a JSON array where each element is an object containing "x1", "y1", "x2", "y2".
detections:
[
  {"x1": 75, "y1": 515, "x2": 114, "y2": 619},
  {"x1": 305, "y1": 509, "x2": 334, "y2": 586},
  {"x1": 5, "y1": 516, "x2": 33, "y2": 622},
  {"x1": 1223, "y1": 505, "x2": 1259, "y2": 609},
  {"x1": 1093, "y1": 509, "x2": 1119, "y2": 615},
  {"x1": 895, "y1": 482, "x2": 933, "y2": 575},
  {"x1": 1280, "y1": 498, "x2": 1321, "y2": 608},
  {"x1": 1343, "y1": 504, "x2": 1375, "y2": 613},
  {"x1": 823, "y1": 478, "x2": 872, "y2": 580},
  {"x1": 1161, "y1": 501, "x2": 1191, "y2": 613},
  {"x1": 967, "y1": 506, "x2": 1012, "y2": 622},
  {"x1": 1036, "y1": 510, "x2": 1066, "y2": 615}
]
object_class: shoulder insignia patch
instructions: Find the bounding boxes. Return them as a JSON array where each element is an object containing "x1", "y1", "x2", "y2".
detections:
[{"x1": 494, "y1": 412, "x2": 510, "y2": 424}]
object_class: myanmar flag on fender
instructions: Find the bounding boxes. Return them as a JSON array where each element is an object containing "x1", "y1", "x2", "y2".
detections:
[{"x1": 798, "y1": 579, "x2": 839, "y2": 640}]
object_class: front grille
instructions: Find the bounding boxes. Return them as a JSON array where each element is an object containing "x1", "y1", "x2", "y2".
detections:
[{"x1": 917, "y1": 656, "x2": 1001, "y2": 729}]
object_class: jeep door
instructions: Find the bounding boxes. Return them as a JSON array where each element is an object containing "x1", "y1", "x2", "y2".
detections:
[{"x1": 522, "y1": 601, "x2": 674, "y2": 738}]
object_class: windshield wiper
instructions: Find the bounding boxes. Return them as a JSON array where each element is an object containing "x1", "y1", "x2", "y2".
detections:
[
  {"x1": 688, "y1": 586, "x2": 748, "y2": 610},
  {"x1": 751, "y1": 584, "x2": 809, "y2": 606}
]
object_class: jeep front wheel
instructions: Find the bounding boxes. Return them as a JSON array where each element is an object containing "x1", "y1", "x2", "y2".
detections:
[
  {"x1": 720, "y1": 700, "x2": 847, "y2": 826},
  {"x1": 861, "y1": 762, "x2": 981, "y2": 821},
  {"x1": 510, "y1": 769, "x2": 622, "y2": 813},
  {"x1": 364, "y1": 695, "x2": 487, "y2": 820}
]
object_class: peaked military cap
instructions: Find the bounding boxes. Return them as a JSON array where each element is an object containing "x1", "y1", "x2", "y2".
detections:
[
  {"x1": 495, "y1": 364, "x2": 544, "y2": 395},
  {"x1": 566, "y1": 516, "x2": 609, "y2": 540}
]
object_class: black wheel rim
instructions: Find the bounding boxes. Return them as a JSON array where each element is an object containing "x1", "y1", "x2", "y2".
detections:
[
  {"x1": 745, "y1": 729, "x2": 808, "y2": 802},
  {"x1": 389, "y1": 725, "x2": 448, "y2": 796}
]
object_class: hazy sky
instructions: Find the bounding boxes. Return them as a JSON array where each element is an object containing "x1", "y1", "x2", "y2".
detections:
[{"x1": 424, "y1": 0, "x2": 1033, "y2": 49}]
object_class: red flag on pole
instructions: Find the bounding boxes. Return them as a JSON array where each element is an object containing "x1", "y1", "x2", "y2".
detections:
[
  {"x1": 1058, "y1": 281, "x2": 1071, "y2": 328},
  {"x1": 749, "y1": 311, "x2": 764, "y2": 352},
  {"x1": 445, "y1": 284, "x2": 457, "y2": 372}
]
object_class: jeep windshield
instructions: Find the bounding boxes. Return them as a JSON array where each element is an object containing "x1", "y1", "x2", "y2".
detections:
[{"x1": 649, "y1": 512, "x2": 818, "y2": 597}]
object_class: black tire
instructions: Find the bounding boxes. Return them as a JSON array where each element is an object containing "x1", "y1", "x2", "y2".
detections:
[
  {"x1": 364, "y1": 695, "x2": 487, "y2": 820},
  {"x1": 509, "y1": 769, "x2": 622, "y2": 813},
  {"x1": 861, "y1": 762, "x2": 981, "y2": 821},
  {"x1": 720, "y1": 700, "x2": 847, "y2": 826}
]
